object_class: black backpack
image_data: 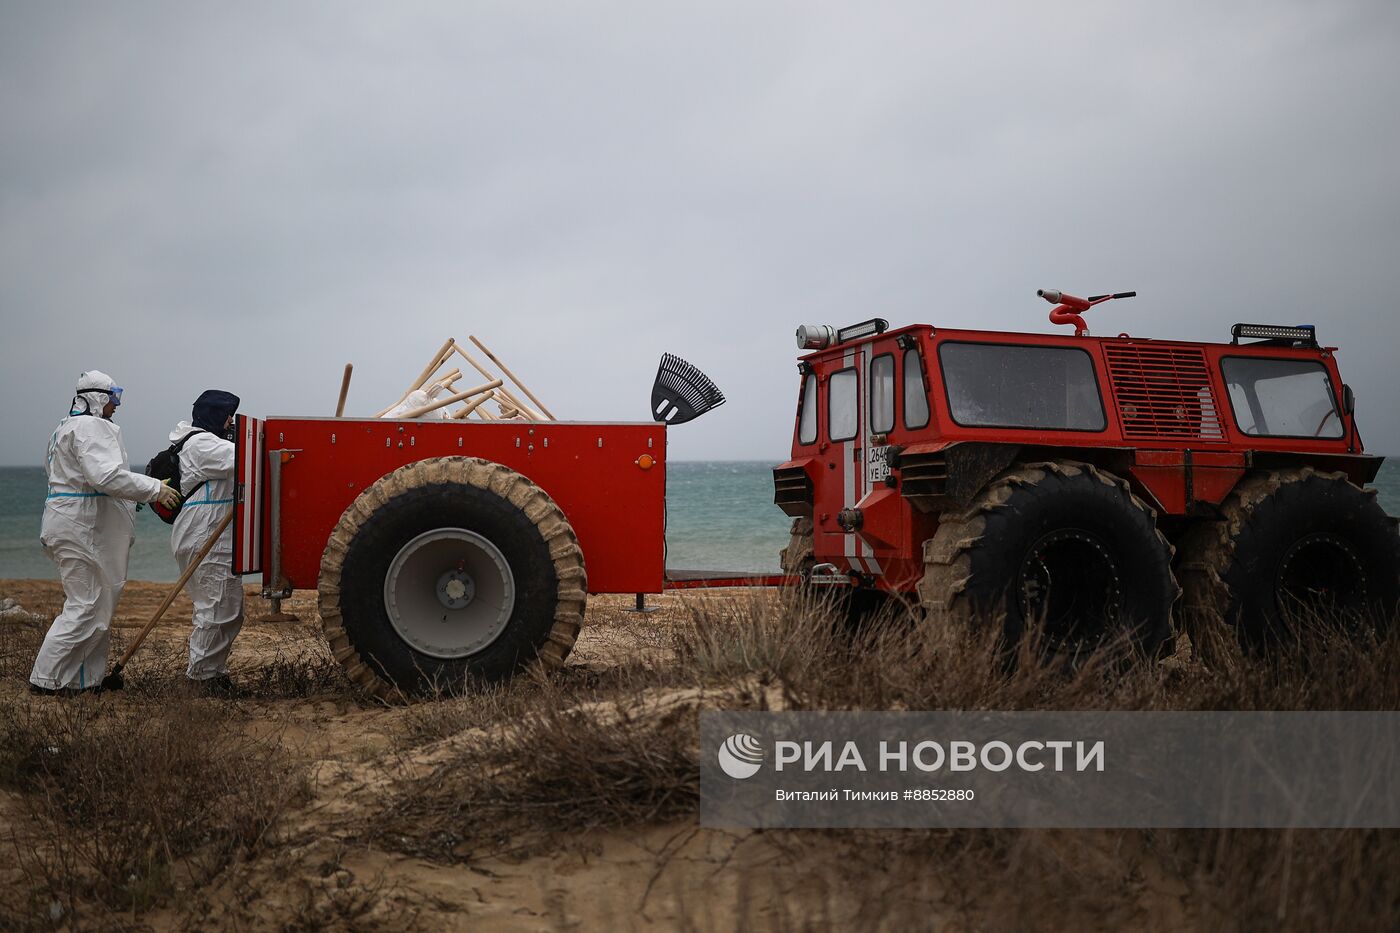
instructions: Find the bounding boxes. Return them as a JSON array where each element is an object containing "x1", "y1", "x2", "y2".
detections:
[{"x1": 144, "y1": 430, "x2": 208, "y2": 524}]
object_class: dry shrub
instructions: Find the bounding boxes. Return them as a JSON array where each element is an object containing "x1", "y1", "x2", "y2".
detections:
[
  {"x1": 672, "y1": 595, "x2": 1400, "y2": 931},
  {"x1": 111, "y1": 628, "x2": 352, "y2": 702},
  {"x1": 375, "y1": 669, "x2": 699, "y2": 861},
  {"x1": 0, "y1": 617, "x2": 46, "y2": 683},
  {"x1": 369, "y1": 590, "x2": 1400, "y2": 930},
  {"x1": 0, "y1": 693, "x2": 308, "y2": 928},
  {"x1": 275, "y1": 846, "x2": 415, "y2": 933},
  {"x1": 674, "y1": 589, "x2": 1168, "y2": 712},
  {"x1": 225, "y1": 633, "x2": 351, "y2": 701},
  {"x1": 677, "y1": 589, "x2": 1400, "y2": 713}
]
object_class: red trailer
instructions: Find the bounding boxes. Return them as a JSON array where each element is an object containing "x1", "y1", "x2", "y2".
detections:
[{"x1": 231, "y1": 355, "x2": 726, "y2": 699}]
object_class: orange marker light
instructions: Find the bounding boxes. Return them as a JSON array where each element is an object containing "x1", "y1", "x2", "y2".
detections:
[{"x1": 636, "y1": 454, "x2": 655, "y2": 470}]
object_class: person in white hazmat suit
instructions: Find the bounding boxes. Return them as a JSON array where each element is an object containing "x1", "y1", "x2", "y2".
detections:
[
  {"x1": 169, "y1": 389, "x2": 244, "y2": 694},
  {"x1": 30, "y1": 371, "x2": 182, "y2": 694}
]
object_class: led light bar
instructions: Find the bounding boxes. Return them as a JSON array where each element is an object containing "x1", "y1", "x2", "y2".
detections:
[
  {"x1": 1231, "y1": 323, "x2": 1318, "y2": 346},
  {"x1": 796, "y1": 323, "x2": 836, "y2": 350},
  {"x1": 837, "y1": 318, "x2": 889, "y2": 343}
]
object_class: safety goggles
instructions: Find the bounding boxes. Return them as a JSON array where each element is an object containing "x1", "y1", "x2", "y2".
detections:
[{"x1": 77, "y1": 386, "x2": 123, "y2": 406}]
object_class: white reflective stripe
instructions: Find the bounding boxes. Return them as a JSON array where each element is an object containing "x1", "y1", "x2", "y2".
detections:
[
  {"x1": 239, "y1": 420, "x2": 252, "y2": 570},
  {"x1": 842, "y1": 346, "x2": 857, "y2": 573},
  {"x1": 236, "y1": 417, "x2": 264, "y2": 574},
  {"x1": 255, "y1": 423, "x2": 263, "y2": 567},
  {"x1": 250, "y1": 420, "x2": 263, "y2": 571},
  {"x1": 859, "y1": 341, "x2": 874, "y2": 569}
]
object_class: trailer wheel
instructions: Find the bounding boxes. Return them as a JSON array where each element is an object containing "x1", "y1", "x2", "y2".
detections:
[
  {"x1": 919, "y1": 461, "x2": 1177, "y2": 657},
  {"x1": 318, "y1": 457, "x2": 587, "y2": 699},
  {"x1": 1178, "y1": 467, "x2": 1400, "y2": 646}
]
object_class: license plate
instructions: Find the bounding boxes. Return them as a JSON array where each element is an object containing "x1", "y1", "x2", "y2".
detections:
[{"x1": 867, "y1": 445, "x2": 892, "y2": 485}]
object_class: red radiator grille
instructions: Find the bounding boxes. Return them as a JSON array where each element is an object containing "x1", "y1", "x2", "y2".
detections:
[{"x1": 1103, "y1": 344, "x2": 1225, "y2": 440}]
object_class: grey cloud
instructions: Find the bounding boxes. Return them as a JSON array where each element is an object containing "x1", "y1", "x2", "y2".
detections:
[{"x1": 2, "y1": 1, "x2": 1398, "y2": 466}]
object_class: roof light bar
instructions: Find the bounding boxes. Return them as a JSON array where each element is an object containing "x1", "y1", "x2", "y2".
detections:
[
  {"x1": 836, "y1": 318, "x2": 889, "y2": 343},
  {"x1": 1231, "y1": 323, "x2": 1318, "y2": 346}
]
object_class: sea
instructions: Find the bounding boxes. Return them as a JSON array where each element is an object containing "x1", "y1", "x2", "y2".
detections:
[
  {"x1": 4, "y1": 460, "x2": 1399, "y2": 584},
  {"x1": 0, "y1": 461, "x2": 794, "y2": 583}
]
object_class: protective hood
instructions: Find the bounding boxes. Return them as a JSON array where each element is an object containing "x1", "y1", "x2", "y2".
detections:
[
  {"x1": 169, "y1": 420, "x2": 200, "y2": 444},
  {"x1": 71, "y1": 370, "x2": 116, "y2": 418},
  {"x1": 191, "y1": 390, "x2": 240, "y2": 433}
]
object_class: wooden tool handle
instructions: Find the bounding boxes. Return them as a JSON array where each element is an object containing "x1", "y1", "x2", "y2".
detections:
[
  {"x1": 468, "y1": 335, "x2": 557, "y2": 419},
  {"x1": 335, "y1": 363, "x2": 353, "y2": 417},
  {"x1": 374, "y1": 338, "x2": 457, "y2": 417},
  {"x1": 452, "y1": 390, "x2": 495, "y2": 418},
  {"x1": 115, "y1": 509, "x2": 236, "y2": 668}
]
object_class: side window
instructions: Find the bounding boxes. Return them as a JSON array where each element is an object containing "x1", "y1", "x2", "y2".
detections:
[
  {"x1": 870, "y1": 354, "x2": 895, "y2": 433},
  {"x1": 940, "y1": 342, "x2": 1106, "y2": 431},
  {"x1": 798, "y1": 373, "x2": 818, "y2": 445},
  {"x1": 904, "y1": 348, "x2": 930, "y2": 429},
  {"x1": 828, "y1": 368, "x2": 859, "y2": 442}
]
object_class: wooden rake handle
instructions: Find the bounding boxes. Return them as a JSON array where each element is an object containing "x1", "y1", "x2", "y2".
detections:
[
  {"x1": 335, "y1": 363, "x2": 353, "y2": 417},
  {"x1": 113, "y1": 509, "x2": 236, "y2": 669}
]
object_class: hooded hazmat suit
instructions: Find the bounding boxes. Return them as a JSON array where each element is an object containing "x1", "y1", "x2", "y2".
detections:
[
  {"x1": 31, "y1": 371, "x2": 167, "y2": 691},
  {"x1": 171, "y1": 389, "x2": 243, "y2": 681}
]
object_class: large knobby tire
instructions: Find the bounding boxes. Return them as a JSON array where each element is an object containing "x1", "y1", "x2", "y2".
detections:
[
  {"x1": 1178, "y1": 467, "x2": 1400, "y2": 646},
  {"x1": 920, "y1": 461, "x2": 1178, "y2": 656},
  {"x1": 779, "y1": 516, "x2": 814, "y2": 577},
  {"x1": 319, "y1": 457, "x2": 587, "y2": 700}
]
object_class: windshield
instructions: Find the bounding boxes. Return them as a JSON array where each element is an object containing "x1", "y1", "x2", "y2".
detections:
[{"x1": 1221, "y1": 357, "x2": 1343, "y2": 438}]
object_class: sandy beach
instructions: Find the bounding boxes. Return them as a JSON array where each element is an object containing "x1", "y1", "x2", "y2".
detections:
[
  {"x1": 1, "y1": 581, "x2": 819, "y2": 930},
  {"x1": 4, "y1": 578, "x2": 1397, "y2": 930},
  {"x1": 7, "y1": 580, "x2": 937, "y2": 930}
]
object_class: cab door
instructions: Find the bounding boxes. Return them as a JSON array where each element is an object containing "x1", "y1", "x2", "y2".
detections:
[{"x1": 850, "y1": 339, "x2": 906, "y2": 579}]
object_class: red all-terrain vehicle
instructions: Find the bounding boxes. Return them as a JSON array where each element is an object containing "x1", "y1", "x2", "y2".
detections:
[{"x1": 773, "y1": 291, "x2": 1400, "y2": 650}]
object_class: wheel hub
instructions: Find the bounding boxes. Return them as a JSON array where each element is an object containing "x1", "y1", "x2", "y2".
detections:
[
  {"x1": 384, "y1": 528, "x2": 516, "y2": 659},
  {"x1": 1018, "y1": 529, "x2": 1123, "y2": 646},
  {"x1": 1277, "y1": 532, "x2": 1366, "y2": 616},
  {"x1": 436, "y1": 570, "x2": 476, "y2": 609}
]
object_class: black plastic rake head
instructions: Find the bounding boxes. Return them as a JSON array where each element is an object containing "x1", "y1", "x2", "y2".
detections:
[{"x1": 651, "y1": 353, "x2": 725, "y2": 425}]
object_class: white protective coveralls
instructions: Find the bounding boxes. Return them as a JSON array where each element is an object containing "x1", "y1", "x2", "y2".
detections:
[
  {"x1": 169, "y1": 421, "x2": 244, "y2": 680},
  {"x1": 383, "y1": 381, "x2": 454, "y2": 419},
  {"x1": 31, "y1": 372, "x2": 165, "y2": 691}
]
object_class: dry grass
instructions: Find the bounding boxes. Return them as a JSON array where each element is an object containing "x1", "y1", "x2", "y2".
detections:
[
  {"x1": 0, "y1": 693, "x2": 310, "y2": 929},
  {"x1": 0, "y1": 599, "x2": 322, "y2": 930},
  {"x1": 375, "y1": 667, "x2": 700, "y2": 861},
  {"x1": 5, "y1": 582, "x2": 1399, "y2": 929},
  {"x1": 366, "y1": 591, "x2": 1400, "y2": 930}
]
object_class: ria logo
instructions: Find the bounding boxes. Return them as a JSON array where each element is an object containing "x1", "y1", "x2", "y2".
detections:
[{"x1": 717, "y1": 733, "x2": 765, "y2": 779}]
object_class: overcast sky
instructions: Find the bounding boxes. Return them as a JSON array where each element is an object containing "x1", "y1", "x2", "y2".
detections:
[{"x1": 3, "y1": 1, "x2": 1398, "y2": 466}]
